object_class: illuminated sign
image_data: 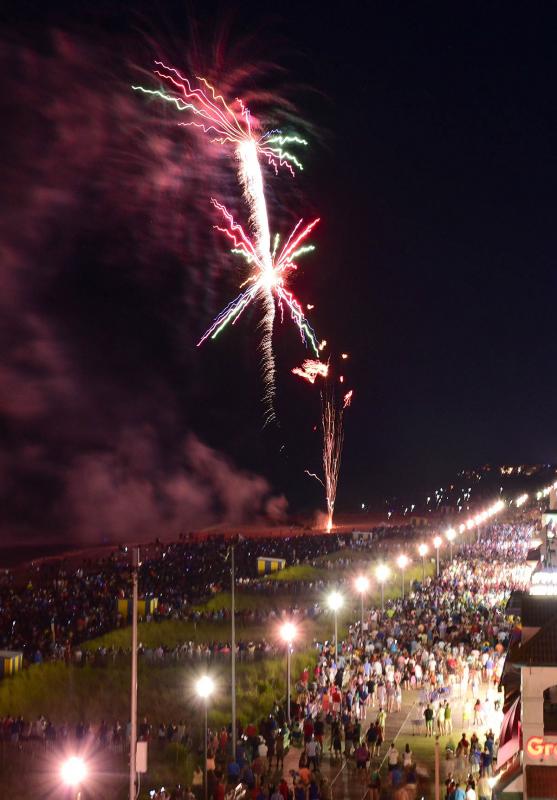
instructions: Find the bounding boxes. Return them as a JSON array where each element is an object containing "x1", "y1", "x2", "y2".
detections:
[{"x1": 527, "y1": 737, "x2": 557, "y2": 758}]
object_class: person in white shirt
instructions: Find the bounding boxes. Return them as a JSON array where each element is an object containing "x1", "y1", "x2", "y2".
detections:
[
  {"x1": 258, "y1": 739, "x2": 268, "y2": 758},
  {"x1": 306, "y1": 736, "x2": 319, "y2": 770},
  {"x1": 466, "y1": 780, "x2": 477, "y2": 800},
  {"x1": 387, "y1": 743, "x2": 399, "y2": 771}
]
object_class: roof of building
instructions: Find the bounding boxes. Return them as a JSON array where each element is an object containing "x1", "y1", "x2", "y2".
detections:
[
  {"x1": 520, "y1": 595, "x2": 557, "y2": 627},
  {"x1": 526, "y1": 764, "x2": 557, "y2": 800},
  {"x1": 507, "y1": 616, "x2": 557, "y2": 666}
]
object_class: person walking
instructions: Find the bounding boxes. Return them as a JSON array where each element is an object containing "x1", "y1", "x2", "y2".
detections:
[
  {"x1": 445, "y1": 701, "x2": 453, "y2": 733},
  {"x1": 355, "y1": 741, "x2": 370, "y2": 782},
  {"x1": 365, "y1": 722, "x2": 377, "y2": 757},
  {"x1": 437, "y1": 703, "x2": 446, "y2": 735},
  {"x1": 424, "y1": 704, "x2": 434, "y2": 736},
  {"x1": 387, "y1": 742, "x2": 399, "y2": 772},
  {"x1": 477, "y1": 771, "x2": 492, "y2": 800},
  {"x1": 366, "y1": 768, "x2": 381, "y2": 800},
  {"x1": 377, "y1": 709, "x2": 387, "y2": 738},
  {"x1": 305, "y1": 736, "x2": 319, "y2": 772}
]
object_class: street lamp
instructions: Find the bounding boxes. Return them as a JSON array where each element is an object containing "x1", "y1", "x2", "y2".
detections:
[
  {"x1": 396, "y1": 554, "x2": 409, "y2": 599},
  {"x1": 327, "y1": 591, "x2": 343, "y2": 660},
  {"x1": 61, "y1": 756, "x2": 87, "y2": 800},
  {"x1": 279, "y1": 622, "x2": 297, "y2": 723},
  {"x1": 446, "y1": 528, "x2": 456, "y2": 561},
  {"x1": 433, "y1": 536, "x2": 442, "y2": 577},
  {"x1": 418, "y1": 543, "x2": 428, "y2": 582},
  {"x1": 354, "y1": 575, "x2": 370, "y2": 636},
  {"x1": 196, "y1": 675, "x2": 215, "y2": 800},
  {"x1": 375, "y1": 564, "x2": 390, "y2": 612}
]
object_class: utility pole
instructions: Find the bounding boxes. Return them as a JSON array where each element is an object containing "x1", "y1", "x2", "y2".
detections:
[
  {"x1": 286, "y1": 642, "x2": 291, "y2": 723},
  {"x1": 434, "y1": 736, "x2": 440, "y2": 800},
  {"x1": 230, "y1": 543, "x2": 237, "y2": 761},
  {"x1": 129, "y1": 547, "x2": 139, "y2": 800}
]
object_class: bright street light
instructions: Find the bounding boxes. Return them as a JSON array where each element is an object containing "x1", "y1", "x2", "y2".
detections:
[
  {"x1": 279, "y1": 622, "x2": 297, "y2": 644},
  {"x1": 279, "y1": 622, "x2": 297, "y2": 722},
  {"x1": 327, "y1": 591, "x2": 343, "y2": 612},
  {"x1": 375, "y1": 564, "x2": 390, "y2": 612},
  {"x1": 195, "y1": 675, "x2": 215, "y2": 700},
  {"x1": 355, "y1": 575, "x2": 370, "y2": 594},
  {"x1": 195, "y1": 675, "x2": 215, "y2": 800},
  {"x1": 396, "y1": 554, "x2": 409, "y2": 569},
  {"x1": 61, "y1": 757, "x2": 87, "y2": 787}
]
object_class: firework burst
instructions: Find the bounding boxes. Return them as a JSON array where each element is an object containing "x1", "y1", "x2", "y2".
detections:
[
  {"x1": 294, "y1": 360, "x2": 353, "y2": 532},
  {"x1": 133, "y1": 63, "x2": 310, "y2": 419},
  {"x1": 321, "y1": 384, "x2": 346, "y2": 533},
  {"x1": 292, "y1": 359, "x2": 329, "y2": 384},
  {"x1": 198, "y1": 201, "x2": 320, "y2": 396}
]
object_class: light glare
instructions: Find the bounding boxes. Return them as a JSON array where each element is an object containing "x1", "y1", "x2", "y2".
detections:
[
  {"x1": 196, "y1": 675, "x2": 215, "y2": 699},
  {"x1": 61, "y1": 757, "x2": 87, "y2": 787}
]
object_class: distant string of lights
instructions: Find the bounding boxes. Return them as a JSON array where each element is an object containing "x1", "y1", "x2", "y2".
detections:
[{"x1": 536, "y1": 480, "x2": 557, "y2": 501}]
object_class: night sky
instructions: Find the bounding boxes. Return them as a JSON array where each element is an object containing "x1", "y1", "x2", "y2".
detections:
[{"x1": 2, "y1": 1, "x2": 557, "y2": 544}]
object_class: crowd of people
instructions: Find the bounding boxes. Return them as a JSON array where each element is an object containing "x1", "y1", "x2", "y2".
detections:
[
  {"x1": 0, "y1": 517, "x2": 537, "y2": 799},
  {"x1": 134, "y1": 520, "x2": 536, "y2": 800},
  {"x1": 0, "y1": 526, "x2": 429, "y2": 661}
]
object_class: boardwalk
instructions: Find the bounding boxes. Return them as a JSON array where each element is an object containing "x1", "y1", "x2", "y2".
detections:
[
  {"x1": 275, "y1": 679, "x2": 497, "y2": 799},
  {"x1": 278, "y1": 689, "x2": 418, "y2": 800}
]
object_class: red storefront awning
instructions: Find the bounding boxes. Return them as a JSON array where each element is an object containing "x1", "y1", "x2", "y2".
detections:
[{"x1": 497, "y1": 695, "x2": 521, "y2": 768}]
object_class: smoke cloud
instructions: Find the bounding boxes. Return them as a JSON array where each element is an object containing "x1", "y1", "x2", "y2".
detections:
[{"x1": 0, "y1": 24, "x2": 294, "y2": 546}]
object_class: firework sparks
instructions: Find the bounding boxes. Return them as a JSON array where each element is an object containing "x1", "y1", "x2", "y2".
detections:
[
  {"x1": 304, "y1": 469, "x2": 325, "y2": 487},
  {"x1": 322, "y1": 384, "x2": 347, "y2": 533},
  {"x1": 198, "y1": 200, "x2": 320, "y2": 358},
  {"x1": 132, "y1": 65, "x2": 307, "y2": 175},
  {"x1": 133, "y1": 63, "x2": 310, "y2": 420},
  {"x1": 292, "y1": 359, "x2": 329, "y2": 384},
  {"x1": 293, "y1": 357, "x2": 353, "y2": 532}
]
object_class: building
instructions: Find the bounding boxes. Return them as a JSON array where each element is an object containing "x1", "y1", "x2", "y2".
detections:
[{"x1": 495, "y1": 511, "x2": 557, "y2": 799}]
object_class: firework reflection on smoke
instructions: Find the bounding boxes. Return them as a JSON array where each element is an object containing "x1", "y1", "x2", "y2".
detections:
[{"x1": 292, "y1": 359, "x2": 329, "y2": 384}]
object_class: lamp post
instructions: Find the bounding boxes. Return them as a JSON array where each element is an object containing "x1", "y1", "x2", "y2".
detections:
[
  {"x1": 61, "y1": 756, "x2": 87, "y2": 800},
  {"x1": 129, "y1": 547, "x2": 140, "y2": 800},
  {"x1": 396, "y1": 554, "x2": 409, "y2": 599},
  {"x1": 196, "y1": 675, "x2": 215, "y2": 800},
  {"x1": 354, "y1": 575, "x2": 370, "y2": 637},
  {"x1": 433, "y1": 536, "x2": 442, "y2": 577},
  {"x1": 327, "y1": 592, "x2": 343, "y2": 660},
  {"x1": 279, "y1": 622, "x2": 297, "y2": 723},
  {"x1": 446, "y1": 528, "x2": 456, "y2": 562},
  {"x1": 375, "y1": 564, "x2": 390, "y2": 612},
  {"x1": 230, "y1": 543, "x2": 236, "y2": 761},
  {"x1": 418, "y1": 543, "x2": 428, "y2": 582}
]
